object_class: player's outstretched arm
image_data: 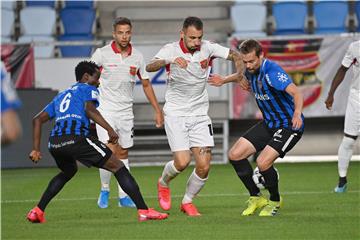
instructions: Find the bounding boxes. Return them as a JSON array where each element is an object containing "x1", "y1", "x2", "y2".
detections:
[
  {"x1": 85, "y1": 101, "x2": 119, "y2": 144},
  {"x1": 208, "y1": 50, "x2": 249, "y2": 90},
  {"x1": 141, "y1": 79, "x2": 164, "y2": 128},
  {"x1": 325, "y1": 65, "x2": 349, "y2": 110},
  {"x1": 30, "y1": 111, "x2": 50, "y2": 163}
]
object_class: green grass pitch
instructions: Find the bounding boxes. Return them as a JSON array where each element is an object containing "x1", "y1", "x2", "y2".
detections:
[{"x1": 2, "y1": 162, "x2": 359, "y2": 239}]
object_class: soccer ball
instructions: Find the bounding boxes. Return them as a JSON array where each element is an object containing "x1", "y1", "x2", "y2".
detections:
[
  {"x1": 252, "y1": 167, "x2": 279, "y2": 189},
  {"x1": 252, "y1": 167, "x2": 266, "y2": 189}
]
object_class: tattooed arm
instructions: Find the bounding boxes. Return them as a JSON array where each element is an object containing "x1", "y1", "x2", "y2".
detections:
[
  {"x1": 208, "y1": 49, "x2": 248, "y2": 90},
  {"x1": 146, "y1": 59, "x2": 167, "y2": 72}
]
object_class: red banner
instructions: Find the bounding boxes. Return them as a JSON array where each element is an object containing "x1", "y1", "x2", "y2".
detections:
[{"x1": 1, "y1": 44, "x2": 35, "y2": 88}]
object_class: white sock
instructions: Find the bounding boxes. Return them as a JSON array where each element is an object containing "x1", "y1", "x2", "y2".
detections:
[
  {"x1": 118, "y1": 159, "x2": 130, "y2": 198},
  {"x1": 182, "y1": 169, "x2": 208, "y2": 204},
  {"x1": 159, "y1": 160, "x2": 180, "y2": 187},
  {"x1": 99, "y1": 168, "x2": 112, "y2": 191},
  {"x1": 338, "y1": 136, "x2": 355, "y2": 177}
]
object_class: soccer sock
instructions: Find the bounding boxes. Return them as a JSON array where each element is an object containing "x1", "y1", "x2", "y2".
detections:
[
  {"x1": 182, "y1": 169, "x2": 207, "y2": 204},
  {"x1": 159, "y1": 160, "x2": 180, "y2": 187},
  {"x1": 339, "y1": 177, "x2": 347, "y2": 187},
  {"x1": 260, "y1": 166, "x2": 280, "y2": 202},
  {"x1": 99, "y1": 168, "x2": 112, "y2": 191},
  {"x1": 118, "y1": 159, "x2": 129, "y2": 198},
  {"x1": 38, "y1": 172, "x2": 73, "y2": 211},
  {"x1": 114, "y1": 166, "x2": 147, "y2": 210},
  {"x1": 230, "y1": 159, "x2": 260, "y2": 196},
  {"x1": 338, "y1": 136, "x2": 355, "y2": 178}
]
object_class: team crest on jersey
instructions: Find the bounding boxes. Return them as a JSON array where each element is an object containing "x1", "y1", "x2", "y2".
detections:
[
  {"x1": 129, "y1": 66, "x2": 137, "y2": 76},
  {"x1": 277, "y1": 72, "x2": 288, "y2": 83},
  {"x1": 200, "y1": 59, "x2": 208, "y2": 69}
]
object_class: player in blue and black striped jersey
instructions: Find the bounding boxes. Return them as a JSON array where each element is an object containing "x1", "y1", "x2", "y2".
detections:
[
  {"x1": 26, "y1": 61, "x2": 168, "y2": 223},
  {"x1": 209, "y1": 39, "x2": 304, "y2": 217}
]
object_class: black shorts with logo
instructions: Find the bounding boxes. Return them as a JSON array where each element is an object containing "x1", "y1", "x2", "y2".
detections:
[
  {"x1": 242, "y1": 121, "x2": 303, "y2": 158},
  {"x1": 48, "y1": 135, "x2": 112, "y2": 168}
]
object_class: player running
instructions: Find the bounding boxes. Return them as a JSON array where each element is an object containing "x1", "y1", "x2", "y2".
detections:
[{"x1": 26, "y1": 61, "x2": 167, "y2": 223}]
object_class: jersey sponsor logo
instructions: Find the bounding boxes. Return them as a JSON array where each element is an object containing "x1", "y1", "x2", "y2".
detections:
[
  {"x1": 254, "y1": 93, "x2": 270, "y2": 101},
  {"x1": 55, "y1": 113, "x2": 82, "y2": 121},
  {"x1": 129, "y1": 66, "x2": 137, "y2": 76}
]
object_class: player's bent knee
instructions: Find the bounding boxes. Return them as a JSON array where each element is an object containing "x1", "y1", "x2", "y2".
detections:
[{"x1": 228, "y1": 149, "x2": 245, "y2": 161}]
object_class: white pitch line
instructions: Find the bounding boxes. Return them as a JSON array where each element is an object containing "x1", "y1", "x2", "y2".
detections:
[{"x1": 2, "y1": 190, "x2": 359, "y2": 204}]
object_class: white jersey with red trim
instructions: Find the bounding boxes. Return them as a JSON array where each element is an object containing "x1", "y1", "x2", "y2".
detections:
[
  {"x1": 154, "y1": 39, "x2": 229, "y2": 116},
  {"x1": 91, "y1": 41, "x2": 149, "y2": 116},
  {"x1": 342, "y1": 40, "x2": 360, "y2": 91}
]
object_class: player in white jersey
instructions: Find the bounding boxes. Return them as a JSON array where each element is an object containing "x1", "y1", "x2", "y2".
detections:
[
  {"x1": 325, "y1": 40, "x2": 360, "y2": 193},
  {"x1": 91, "y1": 17, "x2": 163, "y2": 208},
  {"x1": 146, "y1": 16, "x2": 243, "y2": 216}
]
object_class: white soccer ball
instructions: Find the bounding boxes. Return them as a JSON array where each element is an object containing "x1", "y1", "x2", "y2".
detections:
[
  {"x1": 252, "y1": 167, "x2": 266, "y2": 189},
  {"x1": 252, "y1": 167, "x2": 279, "y2": 190}
]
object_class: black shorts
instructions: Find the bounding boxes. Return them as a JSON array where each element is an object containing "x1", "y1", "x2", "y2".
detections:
[
  {"x1": 242, "y1": 121, "x2": 303, "y2": 158},
  {"x1": 48, "y1": 135, "x2": 112, "y2": 168}
]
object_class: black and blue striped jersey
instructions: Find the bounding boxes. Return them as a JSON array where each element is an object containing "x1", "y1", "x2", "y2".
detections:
[
  {"x1": 245, "y1": 59, "x2": 304, "y2": 131},
  {"x1": 44, "y1": 82, "x2": 99, "y2": 137}
]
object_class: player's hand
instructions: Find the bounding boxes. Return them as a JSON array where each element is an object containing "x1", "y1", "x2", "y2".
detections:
[
  {"x1": 325, "y1": 94, "x2": 334, "y2": 110},
  {"x1": 208, "y1": 74, "x2": 225, "y2": 87},
  {"x1": 292, "y1": 111, "x2": 303, "y2": 130},
  {"x1": 29, "y1": 150, "x2": 42, "y2": 163},
  {"x1": 173, "y1": 57, "x2": 188, "y2": 68},
  {"x1": 155, "y1": 111, "x2": 164, "y2": 128},
  {"x1": 239, "y1": 79, "x2": 250, "y2": 91},
  {"x1": 107, "y1": 129, "x2": 119, "y2": 144}
]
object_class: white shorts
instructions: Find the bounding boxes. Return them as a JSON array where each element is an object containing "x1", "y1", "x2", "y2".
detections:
[
  {"x1": 344, "y1": 89, "x2": 360, "y2": 136},
  {"x1": 96, "y1": 111, "x2": 134, "y2": 149},
  {"x1": 165, "y1": 115, "x2": 214, "y2": 152}
]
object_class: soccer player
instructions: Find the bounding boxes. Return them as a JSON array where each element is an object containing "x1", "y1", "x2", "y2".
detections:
[
  {"x1": 26, "y1": 61, "x2": 168, "y2": 223},
  {"x1": 1, "y1": 61, "x2": 22, "y2": 145},
  {"x1": 146, "y1": 16, "x2": 243, "y2": 216},
  {"x1": 209, "y1": 39, "x2": 304, "y2": 216},
  {"x1": 91, "y1": 17, "x2": 163, "y2": 208},
  {"x1": 325, "y1": 40, "x2": 360, "y2": 193}
]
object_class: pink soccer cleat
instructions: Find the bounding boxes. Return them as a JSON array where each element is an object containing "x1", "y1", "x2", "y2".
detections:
[
  {"x1": 137, "y1": 208, "x2": 168, "y2": 222},
  {"x1": 157, "y1": 178, "x2": 171, "y2": 211},
  {"x1": 180, "y1": 203, "x2": 201, "y2": 217},
  {"x1": 27, "y1": 206, "x2": 46, "y2": 223}
]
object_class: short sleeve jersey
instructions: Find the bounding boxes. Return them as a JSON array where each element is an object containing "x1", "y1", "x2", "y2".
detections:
[
  {"x1": 1, "y1": 62, "x2": 21, "y2": 113},
  {"x1": 154, "y1": 39, "x2": 229, "y2": 116},
  {"x1": 44, "y1": 82, "x2": 99, "y2": 137},
  {"x1": 91, "y1": 41, "x2": 149, "y2": 116},
  {"x1": 341, "y1": 40, "x2": 360, "y2": 91},
  {"x1": 245, "y1": 59, "x2": 305, "y2": 131}
]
